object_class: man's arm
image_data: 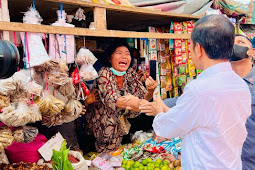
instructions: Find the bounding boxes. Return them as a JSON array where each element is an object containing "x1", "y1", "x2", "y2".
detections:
[{"x1": 153, "y1": 84, "x2": 203, "y2": 139}]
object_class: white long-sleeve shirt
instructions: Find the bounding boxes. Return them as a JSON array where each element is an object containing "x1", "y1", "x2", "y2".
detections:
[{"x1": 153, "y1": 62, "x2": 251, "y2": 170}]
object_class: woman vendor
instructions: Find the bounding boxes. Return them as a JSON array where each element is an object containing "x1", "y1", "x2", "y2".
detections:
[{"x1": 85, "y1": 41, "x2": 157, "y2": 152}]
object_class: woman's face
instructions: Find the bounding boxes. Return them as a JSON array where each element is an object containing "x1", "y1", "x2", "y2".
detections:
[{"x1": 110, "y1": 46, "x2": 131, "y2": 72}]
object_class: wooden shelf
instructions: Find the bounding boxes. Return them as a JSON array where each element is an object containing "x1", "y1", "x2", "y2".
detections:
[
  {"x1": 0, "y1": 21, "x2": 191, "y2": 39},
  {"x1": 2, "y1": 0, "x2": 201, "y2": 39}
]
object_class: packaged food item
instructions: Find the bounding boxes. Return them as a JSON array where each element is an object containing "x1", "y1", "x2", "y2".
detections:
[
  {"x1": 174, "y1": 40, "x2": 182, "y2": 48},
  {"x1": 161, "y1": 88, "x2": 167, "y2": 99},
  {"x1": 173, "y1": 87, "x2": 179, "y2": 97},
  {"x1": 159, "y1": 51, "x2": 166, "y2": 63},
  {"x1": 173, "y1": 22, "x2": 182, "y2": 34},
  {"x1": 178, "y1": 75, "x2": 187, "y2": 86},
  {"x1": 75, "y1": 48, "x2": 97, "y2": 66},
  {"x1": 56, "y1": 78, "x2": 76, "y2": 99},
  {"x1": 42, "y1": 59, "x2": 68, "y2": 73},
  {"x1": 79, "y1": 65, "x2": 98, "y2": 81},
  {"x1": 178, "y1": 65, "x2": 186, "y2": 75},
  {"x1": 64, "y1": 99, "x2": 83, "y2": 117},
  {"x1": 182, "y1": 21, "x2": 188, "y2": 34},
  {"x1": 0, "y1": 102, "x2": 42, "y2": 127},
  {"x1": 0, "y1": 95, "x2": 10, "y2": 110},
  {"x1": 160, "y1": 63, "x2": 166, "y2": 76},
  {"x1": 196, "y1": 69, "x2": 203, "y2": 75},
  {"x1": 166, "y1": 75, "x2": 172, "y2": 92},
  {"x1": 0, "y1": 126, "x2": 14, "y2": 150},
  {"x1": 187, "y1": 21, "x2": 194, "y2": 34},
  {"x1": 0, "y1": 150, "x2": 9, "y2": 164},
  {"x1": 0, "y1": 77, "x2": 16, "y2": 96},
  {"x1": 13, "y1": 128, "x2": 24, "y2": 143},
  {"x1": 47, "y1": 71, "x2": 69, "y2": 86},
  {"x1": 188, "y1": 60, "x2": 196, "y2": 77},
  {"x1": 149, "y1": 39, "x2": 157, "y2": 50},
  {"x1": 149, "y1": 51, "x2": 157, "y2": 61},
  {"x1": 23, "y1": 126, "x2": 39, "y2": 143},
  {"x1": 35, "y1": 91, "x2": 65, "y2": 116}
]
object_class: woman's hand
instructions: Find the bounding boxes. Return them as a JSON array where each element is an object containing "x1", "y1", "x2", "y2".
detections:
[
  {"x1": 79, "y1": 105, "x2": 86, "y2": 117},
  {"x1": 85, "y1": 89, "x2": 99, "y2": 106},
  {"x1": 117, "y1": 94, "x2": 141, "y2": 112},
  {"x1": 145, "y1": 76, "x2": 158, "y2": 93}
]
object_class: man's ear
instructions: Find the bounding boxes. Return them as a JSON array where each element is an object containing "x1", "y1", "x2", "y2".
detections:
[
  {"x1": 195, "y1": 43, "x2": 203, "y2": 59},
  {"x1": 247, "y1": 48, "x2": 255, "y2": 58}
]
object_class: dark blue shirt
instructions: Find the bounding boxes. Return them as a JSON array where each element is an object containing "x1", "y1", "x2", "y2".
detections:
[
  {"x1": 163, "y1": 67, "x2": 255, "y2": 169},
  {"x1": 242, "y1": 66, "x2": 255, "y2": 170}
]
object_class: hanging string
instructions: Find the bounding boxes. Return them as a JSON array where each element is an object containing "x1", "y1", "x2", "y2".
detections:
[
  {"x1": 25, "y1": 32, "x2": 34, "y2": 104},
  {"x1": 13, "y1": 32, "x2": 19, "y2": 71},
  {"x1": 32, "y1": 0, "x2": 35, "y2": 10},
  {"x1": 23, "y1": 33, "x2": 27, "y2": 69},
  {"x1": 60, "y1": 3, "x2": 63, "y2": 19},
  {"x1": 44, "y1": 33, "x2": 47, "y2": 51}
]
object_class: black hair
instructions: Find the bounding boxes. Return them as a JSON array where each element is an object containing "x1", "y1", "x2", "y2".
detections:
[
  {"x1": 103, "y1": 40, "x2": 134, "y2": 67},
  {"x1": 191, "y1": 14, "x2": 235, "y2": 60}
]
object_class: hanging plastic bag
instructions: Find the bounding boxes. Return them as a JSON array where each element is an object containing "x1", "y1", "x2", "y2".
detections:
[
  {"x1": 20, "y1": 7, "x2": 50, "y2": 68},
  {"x1": 56, "y1": 78, "x2": 76, "y2": 99},
  {"x1": 12, "y1": 70, "x2": 43, "y2": 96},
  {"x1": 64, "y1": 99, "x2": 83, "y2": 116},
  {"x1": 42, "y1": 59, "x2": 68, "y2": 73},
  {"x1": 0, "y1": 77, "x2": 16, "y2": 96},
  {"x1": 23, "y1": 126, "x2": 39, "y2": 143},
  {"x1": 49, "y1": 10, "x2": 75, "y2": 63},
  {"x1": 35, "y1": 91, "x2": 65, "y2": 116},
  {"x1": 0, "y1": 95, "x2": 10, "y2": 109},
  {"x1": 75, "y1": 48, "x2": 97, "y2": 66},
  {"x1": 47, "y1": 70, "x2": 69, "y2": 86},
  {"x1": 0, "y1": 126, "x2": 14, "y2": 151},
  {"x1": 79, "y1": 65, "x2": 98, "y2": 81},
  {"x1": 13, "y1": 128, "x2": 24, "y2": 143},
  {"x1": 0, "y1": 102, "x2": 42, "y2": 127}
]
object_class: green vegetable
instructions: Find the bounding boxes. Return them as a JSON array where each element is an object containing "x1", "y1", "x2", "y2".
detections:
[{"x1": 52, "y1": 140, "x2": 74, "y2": 170}]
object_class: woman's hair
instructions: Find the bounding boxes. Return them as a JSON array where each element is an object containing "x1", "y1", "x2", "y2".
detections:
[{"x1": 103, "y1": 40, "x2": 134, "y2": 67}]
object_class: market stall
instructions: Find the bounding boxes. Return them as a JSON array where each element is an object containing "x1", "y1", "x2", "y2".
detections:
[{"x1": 2, "y1": 0, "x2": 252, "y2": 169}]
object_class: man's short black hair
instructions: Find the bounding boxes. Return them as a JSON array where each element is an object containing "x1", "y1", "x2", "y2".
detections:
[{"x1": 191, "y1": 15, "x2": 235, "y2": 60}]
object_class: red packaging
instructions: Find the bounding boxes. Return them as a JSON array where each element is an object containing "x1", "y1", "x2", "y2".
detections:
[
  {"x1": 71, "y1": 68, "x2": 80, "y2": 85},
  {"x1": 173, "y1": 22, "x2": 183, "y2": 34},
  {"x1": 5, "y1": 134, "x2": 48, "y2": 163},
  {"x1": 187, "y1": 21, "x2": 194, "y2": 34},
  {"x1": 174, "y1": 39, "x2": 182, "y2": 48}
]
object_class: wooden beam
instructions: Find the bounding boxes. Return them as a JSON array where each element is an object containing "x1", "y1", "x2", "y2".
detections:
[
  {"x1": 93, "y1": 7, "x2": 107, "y2": 30},
  {"x1": 0, "y1": 21, "x2": 191, "y2": 39},
  {"x1": 1, "y1": 0, "x2": 10, "y2": 40},
  {"x1": 45, "y1": 0, "x2": 202, "y2": 20}
]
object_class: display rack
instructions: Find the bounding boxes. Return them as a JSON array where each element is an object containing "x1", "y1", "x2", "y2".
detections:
[{"x1": 0, "y1": 0, "x2": 202, "y2": 40}]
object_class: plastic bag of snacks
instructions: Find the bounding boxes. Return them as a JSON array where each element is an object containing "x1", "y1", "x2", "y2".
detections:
[
  {"x1": 47, "y1": 71, "x2": 69, "y2": 86},
  {"x1": 75, "y1": 48, "x2": 97, "y2": 66},
  {"x1": 24, "y1": 126, "x2": 39, "y2": 143},
  {"x1": 0, "y1": 126, "x2": 14, "y2": 151},
  {"x1": 79, "y1": 65, "x2": 98, "y2": 81},
  {"x1": 42, "y1": 59, "x2": 68, "y2": 73},
  {"x1": 64, "y1": 99, "x2": 83, "y2": 117},
  {"x1": 0, "y1": 95, "x2": 10, "y2": 109},
  {"x1": 0, "y1": 102, "x2": 42, "y2": 127},
  {"x1": 35, "y1": 91, "x2": 65, "y2": 116},
  {"x1": 56, "y1": 78, "x2": 76, "y2": 99},
  {"x1": 0, "y1": 77, "x2": 16, "y2": 96},
  {"x1": 13, "y1": 128, "x2": 24, "y2": 143}
]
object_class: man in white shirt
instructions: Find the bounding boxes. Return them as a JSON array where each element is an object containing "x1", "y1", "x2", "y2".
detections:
[{"x1": 139, "y1": 15, "x2": 251, "y2": 169}]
